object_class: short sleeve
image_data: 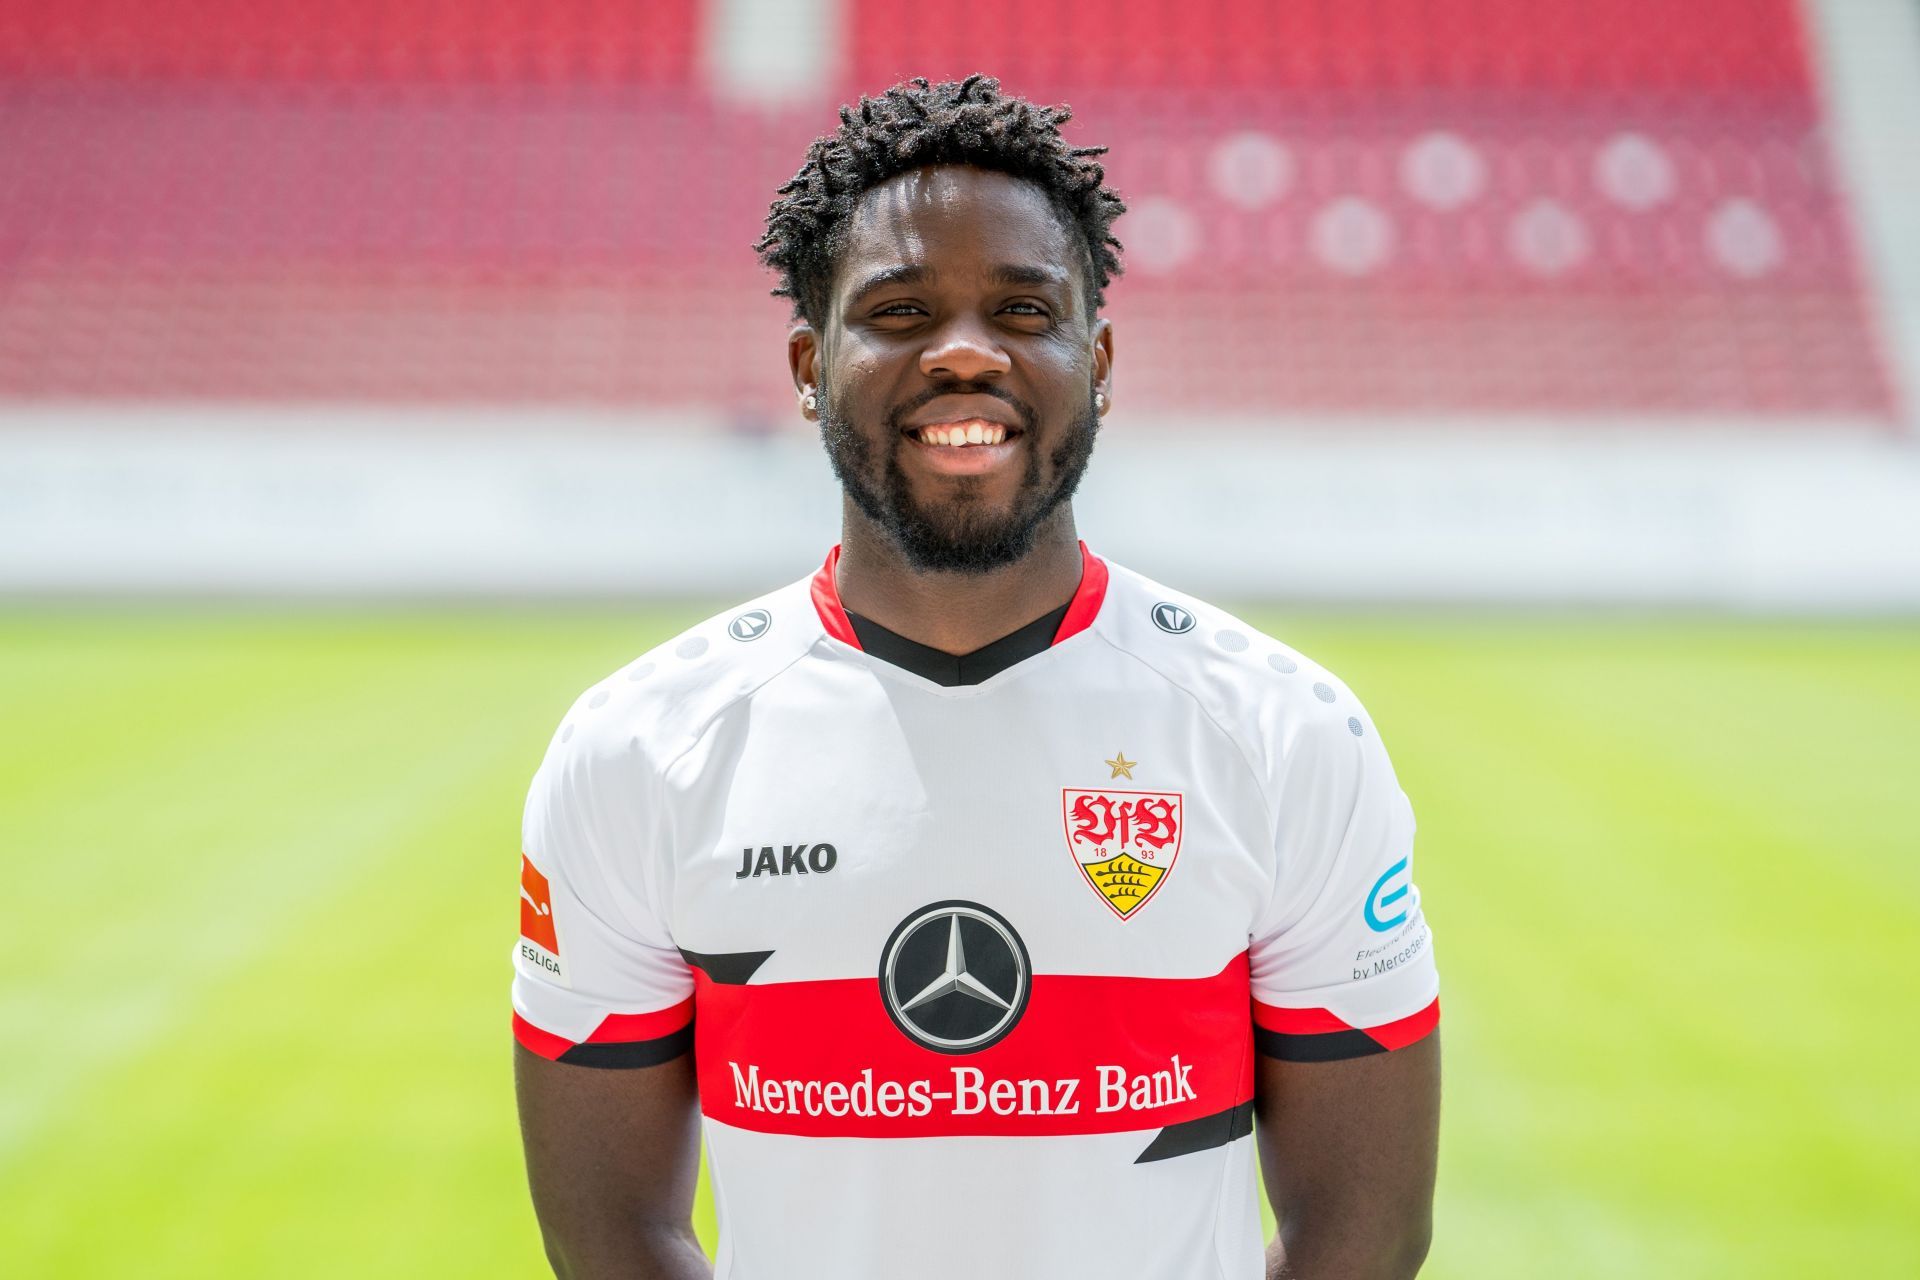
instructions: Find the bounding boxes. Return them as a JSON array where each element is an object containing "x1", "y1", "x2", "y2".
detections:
[
  {"x1": 1248, "y1": 707, "x2": 1439, "y2": 1062},
  {"x1": 510, "y1": 719, "x2": 696, "y2": 1068}
]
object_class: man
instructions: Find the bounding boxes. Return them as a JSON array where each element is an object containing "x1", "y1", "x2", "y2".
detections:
[{"x1": 512, "y1": 75, "x2": 1440, "y2": 1279}]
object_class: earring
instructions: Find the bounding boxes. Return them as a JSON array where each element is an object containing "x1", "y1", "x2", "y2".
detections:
[
  {"x1": 803, "y1": 391, "x2": 817, "y2": 413},
  {"x1": 1095, "y1": 392, "x2": 1107, "y2": 410}
]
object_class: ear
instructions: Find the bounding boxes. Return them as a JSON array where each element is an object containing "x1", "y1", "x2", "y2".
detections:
[
  {"x1": 788, "y1": 323, "x2": 821, "y2": 420},
  {"x1": 1090, "y1": 316, "x2": 1115, "y2": 416}
]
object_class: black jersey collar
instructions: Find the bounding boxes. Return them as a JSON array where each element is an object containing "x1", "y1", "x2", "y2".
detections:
[{"x1": 842, "y1": 599, "x2": 1073, "y2": 687}]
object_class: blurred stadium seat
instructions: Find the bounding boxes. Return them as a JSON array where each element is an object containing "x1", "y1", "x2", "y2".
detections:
[{"x1": 0, "y1": 0, "x2": 1896, "y2": 420}]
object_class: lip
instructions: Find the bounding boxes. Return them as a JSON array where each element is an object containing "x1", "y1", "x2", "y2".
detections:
[{"x1": 903, "y1": 395, "x2": 1023, "y2": 432}]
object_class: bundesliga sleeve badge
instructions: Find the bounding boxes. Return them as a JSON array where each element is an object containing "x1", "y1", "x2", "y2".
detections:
[
  {"x1": 519, "y1": 852, "x2": 568, "y2": 985},
  {"x1": 1062, "y1": 781, "x2": 1183, "y2": 920}
]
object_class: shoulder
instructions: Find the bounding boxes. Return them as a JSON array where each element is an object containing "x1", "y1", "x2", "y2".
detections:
[
  {"x1": 537, "y1": 572, "x2": 822, "y2": 781},
  {"x1": 1089, "y1": 559, "x2": 1389, "y2": 790}
]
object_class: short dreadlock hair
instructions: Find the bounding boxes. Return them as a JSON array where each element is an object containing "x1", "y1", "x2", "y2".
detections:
[{"x1": 755, "y1": 74, "x2": 1126, "y2": 329}]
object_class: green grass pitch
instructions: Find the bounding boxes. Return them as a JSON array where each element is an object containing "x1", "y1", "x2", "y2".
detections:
[{"x1": 1, "y1": 606, "x2": 1915, "y2": 1277}]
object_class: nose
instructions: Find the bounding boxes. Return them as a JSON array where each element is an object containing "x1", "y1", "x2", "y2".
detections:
[{"x1": 919, "y1": 315, "x2": 1012, "y2": 383}]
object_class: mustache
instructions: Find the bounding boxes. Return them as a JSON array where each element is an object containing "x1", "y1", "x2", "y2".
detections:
[{"x1": 884, "y1": 383, "x2": 1040, "y2": 435}]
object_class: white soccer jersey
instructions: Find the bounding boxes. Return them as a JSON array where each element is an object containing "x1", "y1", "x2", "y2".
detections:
[{"x1": 512, "y1": 544, "x2": 1439, "y2": 1280}]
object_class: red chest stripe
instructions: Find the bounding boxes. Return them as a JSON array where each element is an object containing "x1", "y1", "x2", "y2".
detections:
[{"x1": 694, "y1": 952, "x2": 1254, "y2": 1139}]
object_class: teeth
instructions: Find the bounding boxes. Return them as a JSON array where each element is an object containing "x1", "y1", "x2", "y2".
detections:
[{"x1": 917, "y1": 421, "x2": 1009, "y2": 447}]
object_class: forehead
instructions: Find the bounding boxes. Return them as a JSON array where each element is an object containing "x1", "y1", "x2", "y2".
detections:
[{"x1": 835, "y1": 165, "x2": 1078, "y2": 298}]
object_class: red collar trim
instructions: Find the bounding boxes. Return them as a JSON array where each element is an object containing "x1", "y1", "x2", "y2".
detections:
[
  {"x1": 1051, "y1": 540, "x2": 1109, "y2": 645},
  {"x1": 810, "y1": 545, "x2": 862, "y2": 648},
  {"x1": 809, "y1": 540, "x2": 1110, "y2": 652}
]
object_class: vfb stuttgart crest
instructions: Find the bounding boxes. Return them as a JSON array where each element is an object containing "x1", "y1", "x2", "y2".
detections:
[{"x1": 1062, "y1": 788, "x2": 1183, "y2": 919}]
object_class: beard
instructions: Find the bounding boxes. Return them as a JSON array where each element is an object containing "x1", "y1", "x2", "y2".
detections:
[{"x1": 817, "y1": 384, "x2": 1101, "y2": 575}]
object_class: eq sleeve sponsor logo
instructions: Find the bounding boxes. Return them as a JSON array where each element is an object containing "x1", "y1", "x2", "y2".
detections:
[
  {"x1": 1364, "y1": 856, "x2": 1414, "y2": 933},
  {"x1": 1352, "y1": 928, "x2": 1428, "y2": 982}
]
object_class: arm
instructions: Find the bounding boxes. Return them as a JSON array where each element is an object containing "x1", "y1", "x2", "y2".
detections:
[
  {"x1": 1256, "y1": 1031, "x2": 1441, "y2": 1279},
  {"x1": 1247, "y1": 672, "x2": 1443, "y2": 1278},
  {"x1": 511, "y1": 688, "x2": 704, "y2": 1278},
  {"x1": 515, "y1": 1045, "x2": 710, "y2": 1280}
]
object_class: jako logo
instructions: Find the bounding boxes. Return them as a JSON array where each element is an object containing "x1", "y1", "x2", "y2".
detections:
[
  {"x1": 729, "y1": 609, "x2": 772, "y2": 642},
  {"x1": 1364, "y1": 857, "x2": 1413, "y2": 933},
  {"x1": 736, "y1": 843, "x2": 838, "y2": 878},
  {"x1": 1150, "y1": 602, "x2": 1195, "y2": 634}
]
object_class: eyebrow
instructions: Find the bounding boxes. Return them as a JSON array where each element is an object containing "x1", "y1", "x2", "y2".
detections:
[
  {"x1": 846, "y1": 264, "x2": 932, "y2": 304},
  {"x1": 845, "y1": 262, "x2": 1072, "y2": 305},
  {"x1": 989, "y1": 263, "x2": 1071, "y2": 290}
]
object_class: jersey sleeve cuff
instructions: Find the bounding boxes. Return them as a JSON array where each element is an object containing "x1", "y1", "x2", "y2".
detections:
[
  {"x1": 512, "y1": 996, "x2": 695, "y2": 1068},
  {"x1": 1251, "y1": 996, "x2": 1439, "y2": 1063}
]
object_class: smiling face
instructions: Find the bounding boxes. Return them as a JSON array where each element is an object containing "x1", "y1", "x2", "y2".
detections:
[{"x1": 791, "y1": 165, "x2": 1114, "y2": 574}]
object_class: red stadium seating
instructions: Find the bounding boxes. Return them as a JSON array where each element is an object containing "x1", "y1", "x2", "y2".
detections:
[
  {"x1": 849, "y1": 0, "x2": 1812, "y2": 94},
  {"x1": 0, "y1": 0, "x2": 1896, "y2": 420},
  {"x1": 0, "y1": 0, "x2": 701, "y2": 83}
]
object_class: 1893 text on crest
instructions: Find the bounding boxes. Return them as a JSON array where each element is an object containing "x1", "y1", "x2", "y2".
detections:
[{"x1": 1061, "y1": 788, "x2": 1183, "y2": 920}]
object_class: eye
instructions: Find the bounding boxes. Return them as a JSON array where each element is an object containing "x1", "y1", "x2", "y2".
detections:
[
  {"x1": 1001, "y1": 302, "x2": 1048, "y2": 316},
  {"x1": 874, "y1": 302, "x2": 923, "y2": 317}
]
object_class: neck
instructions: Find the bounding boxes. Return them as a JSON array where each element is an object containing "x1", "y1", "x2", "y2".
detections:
[{"x1": 833, "y1": 503, "x2": 1085, "y2": 655}]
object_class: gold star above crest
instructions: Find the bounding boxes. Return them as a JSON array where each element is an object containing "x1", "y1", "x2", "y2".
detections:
[{"x1": 1106, "y1": 751, "x2": 1136, "y2": 780}]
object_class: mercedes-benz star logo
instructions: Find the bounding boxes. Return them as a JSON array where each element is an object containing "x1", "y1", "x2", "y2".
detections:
[{"x1": 879, "y1": 901, "x2": 1030, "y2": 1054}]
